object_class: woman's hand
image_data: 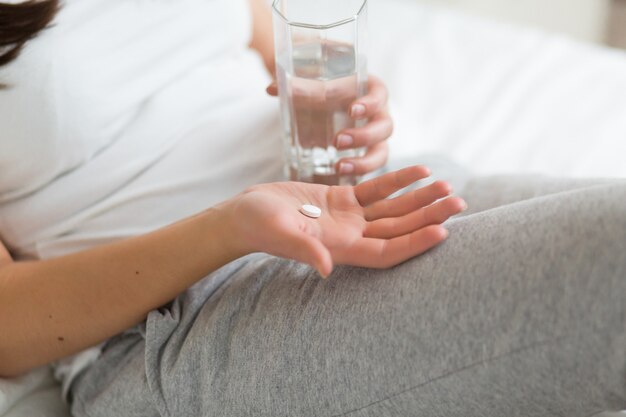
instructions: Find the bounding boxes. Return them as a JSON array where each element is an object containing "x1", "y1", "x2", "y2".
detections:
[
  {"x1": 223, "y1": 166, "x2": 466, "y2": 278},
  {"x1": 334, "y1": 75, "x2": 393, "y2": 176},
  {"x1": 267, "y1": 75, "x2": 393, "y2": 177}
]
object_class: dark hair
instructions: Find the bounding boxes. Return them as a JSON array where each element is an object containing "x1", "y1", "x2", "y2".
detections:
[{"x1": 0, "y1": 0, "x2": 59, "y2": 67}]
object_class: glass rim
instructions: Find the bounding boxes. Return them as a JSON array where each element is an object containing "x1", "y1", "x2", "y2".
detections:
[{"x1": 271, "y1": 0, "x2": 368, "y2": 30}]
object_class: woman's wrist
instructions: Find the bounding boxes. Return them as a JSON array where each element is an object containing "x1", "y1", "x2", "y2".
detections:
[{"x1": 205, "y1": 197, "x2": 252, "y2": 262}]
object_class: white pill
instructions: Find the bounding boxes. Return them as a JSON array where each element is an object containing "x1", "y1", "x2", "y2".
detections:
[{"x1": 300, "y1": 204, "x2": 322, "y2": 219}]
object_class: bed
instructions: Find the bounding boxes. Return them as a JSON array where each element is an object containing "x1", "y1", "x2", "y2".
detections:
[{"x1": 2, "y1": 0, "x2": 626, "y2": 415}]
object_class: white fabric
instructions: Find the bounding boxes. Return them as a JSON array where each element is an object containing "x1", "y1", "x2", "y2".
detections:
[
  {"x1": 0, "y1": 0, "x2": 282, "y2": 260},
  {"x1": 0, "y1": 0, "x2": 282, "y2": 407},
  {"x1": 1, "y1": 368, "x2": 69, "y2": 417},
  {"x1": 0, "y1": 367, "x2": 50, "y2": 415},
  {"x1": 2, "y1": 0, "x2": 626, "y2": 415},
  {"x1": 368, "y1": 1, "x2": 626, "y2": 178}
]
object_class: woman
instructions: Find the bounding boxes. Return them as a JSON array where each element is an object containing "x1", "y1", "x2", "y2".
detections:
[{"x1": 0, "y1": 0, "x2": 625, "y2": 416}]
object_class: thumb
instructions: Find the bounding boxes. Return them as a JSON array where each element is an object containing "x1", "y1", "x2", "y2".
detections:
[
  {"x1": 289, "y1": 232, "x2": 334, "y2": 279},
  {"x1": 266, "y1": 81, "x2": 278, "y2": 97}
]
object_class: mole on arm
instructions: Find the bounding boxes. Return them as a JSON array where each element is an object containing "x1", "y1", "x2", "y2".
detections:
[{"x1": 57, "y1": 336, "x2": 65, "y2": 342}]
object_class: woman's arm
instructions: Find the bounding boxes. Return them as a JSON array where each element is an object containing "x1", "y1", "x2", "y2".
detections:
[
  {"x1": 248, "y1": 0, "x2": 275, "y2": 75},
  {"x1": 0, "y1": 167, "x2": 464, "y2": 378},
  {"x1": 0, "y1": 206, "x2": 245, "y2": 377}
]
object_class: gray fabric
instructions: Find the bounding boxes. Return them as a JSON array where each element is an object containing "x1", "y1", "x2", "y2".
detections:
[{"x1": 69, "y1": 174, "x2": 626, "y2": 417}]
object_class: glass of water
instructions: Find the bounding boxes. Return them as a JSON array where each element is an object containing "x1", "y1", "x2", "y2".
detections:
[{"x1": 272, "y1": 0, "x2": 368, "y2": 186}]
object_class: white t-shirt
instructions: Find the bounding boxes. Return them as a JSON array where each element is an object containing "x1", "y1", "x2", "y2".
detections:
[{"x1": 0, "y1": 0, "x2": 283, "y2": 397}]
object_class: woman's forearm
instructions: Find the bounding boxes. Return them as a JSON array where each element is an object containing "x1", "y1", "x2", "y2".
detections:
[
  {"x1": 0, "y1": 204, "x2": 246, "y2": 377},
  {"x1": 248, "y1": 0, "x2": 276, "y2": 76}
]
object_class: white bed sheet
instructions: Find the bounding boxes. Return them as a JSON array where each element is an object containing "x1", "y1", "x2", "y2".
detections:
[
  {"x1": 4, "y1": 388, "x2": 69, "y2": 417},
  {"x1": 369, "y1": 0, "x2": 626, "y2": 178},
  {"x1": 3, "y1": 0, "x2": 626, "y2": 415},
  {"x1": 1, "y1": 367, "x2": 69, "y2": 417}
]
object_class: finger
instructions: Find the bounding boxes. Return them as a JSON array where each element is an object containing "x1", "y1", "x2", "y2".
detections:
[
  {"x1": 344, "y1": 225, "x2": 449, "y2": 269},
  {"x1": 364, "y1": 197, "x2": 467, "y2": 239},
  {"x1": 337, "y1": 142, "x2": 388, "y2": 176},
  {"x1": 335, "y1": 112, "x2": 393, "y2": 150},
  {"x1": 350, "y1": 75, "x2": 388, "y2": 120},
  {"x1": 287, "y1": 230, "x2": 334, "y2": 278},
  {"x1": 266, "y1": 82, "x2": 278, "y2": 97},
  {"x1": 364, "y1": 180, "x2": 453, "y2": 221},
  {"x1": 354, "y1": 165, "x2": 431, "y2": 207}
]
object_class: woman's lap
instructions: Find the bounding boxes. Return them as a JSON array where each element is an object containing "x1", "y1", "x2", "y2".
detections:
[{"x1": 70, "y1": 176, "x2": 626, "y2": 417}]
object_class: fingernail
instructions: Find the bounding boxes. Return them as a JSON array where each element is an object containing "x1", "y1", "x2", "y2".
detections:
[
  {"x1": 351, "y1": 104, "x2": 366, "y2": 118},
  {"x1": 336, "y1": 134, "x2": 353, "y2": 149},
  {"x1": 339, "y1": 162, "x2": 355, "y2": 174},
  {"x1": 461, "y1": 201, "x2": 468, "y2": 212}
]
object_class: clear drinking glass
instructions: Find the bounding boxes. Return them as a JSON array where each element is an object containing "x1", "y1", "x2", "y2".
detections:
[{"x1": 272, "y1": 0, "x2": 368, "y2": 186}]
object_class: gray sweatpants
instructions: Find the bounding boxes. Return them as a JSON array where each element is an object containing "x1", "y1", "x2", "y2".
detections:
[{"x1": 69, "y1": 173, "x2": 626, "y2": 417}]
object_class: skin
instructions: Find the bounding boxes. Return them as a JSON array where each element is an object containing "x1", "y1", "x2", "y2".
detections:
[
  {"x1": 248, "y1": 0, "x2": 276, "y2": 75},
  {"x1": 0, "y1": 0, "x2": 466, "y2": 377},
  {"x1": 230, "y1": 166, "x2": 466, "y2": 276}
]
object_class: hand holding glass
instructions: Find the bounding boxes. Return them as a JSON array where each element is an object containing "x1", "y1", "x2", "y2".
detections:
[{"x1": 272, "y1": 0, "x2": 369, "y2": 185}]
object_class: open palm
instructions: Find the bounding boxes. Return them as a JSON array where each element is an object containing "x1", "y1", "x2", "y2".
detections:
[{"x1": 229, "y1": 166, "x2": 466, "y2": 278}]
